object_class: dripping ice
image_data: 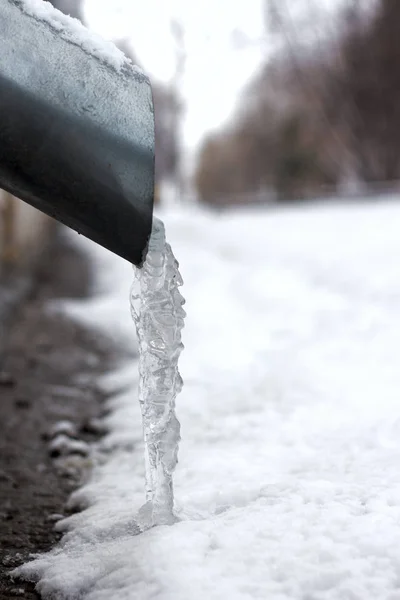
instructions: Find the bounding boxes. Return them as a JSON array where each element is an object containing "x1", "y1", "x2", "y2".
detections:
[{"x1": 130, "y1": 217, "x2": 186, "y2": 528}]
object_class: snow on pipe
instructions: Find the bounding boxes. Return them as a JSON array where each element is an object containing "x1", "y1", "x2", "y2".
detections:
[{"x1": 0, "y1": 0, "x2": 155, "y2": 267}]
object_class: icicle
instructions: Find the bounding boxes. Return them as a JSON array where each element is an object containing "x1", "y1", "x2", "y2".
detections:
[{"x1": 130, "y1": 218, "x2": 185, "y2": 527}]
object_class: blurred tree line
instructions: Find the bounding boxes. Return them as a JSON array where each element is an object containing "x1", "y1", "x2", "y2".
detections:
[
  {"x1": 48, "y1": 0, "x2": 181, "y2": 202},
  {"x1": 195, "y1": 0, "x2": 400, "y2": 206}
]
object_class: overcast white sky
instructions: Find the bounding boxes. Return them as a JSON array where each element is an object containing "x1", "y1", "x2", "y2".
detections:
[{"x1": 84, "y1": 0, "x2": 266, "y2": 149}]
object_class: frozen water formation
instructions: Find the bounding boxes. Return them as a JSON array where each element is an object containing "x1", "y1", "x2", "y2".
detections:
[{"x1": 130, "y1": 217, "x2": 186, "y2": 527}]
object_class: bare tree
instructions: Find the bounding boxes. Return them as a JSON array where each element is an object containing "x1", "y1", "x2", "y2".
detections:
[
  {"x1": 335, "y1": 0, "x2": 400, "y2": 181},
  {"x1": 196, "y1": 0, "x2": 400, "y2": 205},
  {"x1": 263, "y1": 0, "x2": 400, "y2": 184}
]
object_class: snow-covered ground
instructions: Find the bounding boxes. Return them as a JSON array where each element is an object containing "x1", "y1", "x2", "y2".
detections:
[{"x1": 16, "y1": 199, "x2": 400, "y2": 599}]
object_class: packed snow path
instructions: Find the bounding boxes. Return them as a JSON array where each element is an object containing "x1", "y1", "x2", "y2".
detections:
[{"x1": 16, "y1": 200, "x2": 400, "y2": 599}]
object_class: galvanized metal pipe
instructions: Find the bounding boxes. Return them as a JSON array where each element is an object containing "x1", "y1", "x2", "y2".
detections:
[{"x1": 0, "y1": 0, "x2": 154, "y2": 266}]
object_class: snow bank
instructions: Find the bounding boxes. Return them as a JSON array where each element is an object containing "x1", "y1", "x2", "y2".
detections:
[
  {"x1": 15, "y1": 0, "x2": 139, "y2": 72},
  {"x1": 14, "y1": 199, "x2": 400, "y2": 599}
]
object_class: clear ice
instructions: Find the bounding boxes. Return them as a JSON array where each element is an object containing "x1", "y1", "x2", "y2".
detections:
[{"x1": 130, "y1": 217, "x2": 186, "y2": 527}]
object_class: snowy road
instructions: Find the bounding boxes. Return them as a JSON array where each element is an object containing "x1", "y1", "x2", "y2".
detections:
[{"x1": 17, "y1": 200, "x2": 400, "y2": 599}]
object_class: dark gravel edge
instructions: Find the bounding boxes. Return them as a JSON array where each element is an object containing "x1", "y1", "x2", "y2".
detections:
[{"x1": 0, "y1": 227, "x2": 122, "y2": 599}]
